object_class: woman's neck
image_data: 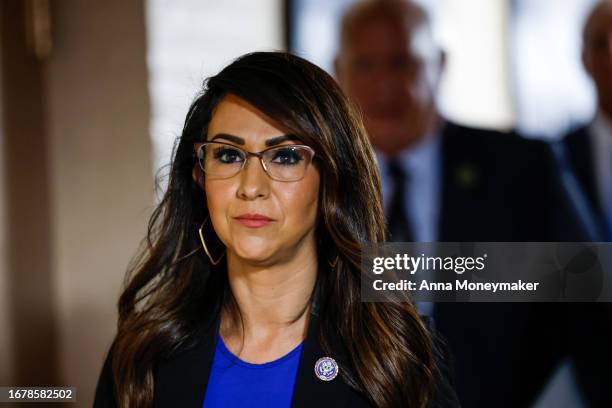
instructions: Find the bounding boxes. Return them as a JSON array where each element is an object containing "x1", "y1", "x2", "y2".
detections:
[{"x1": 220, "y1": 239, "x2": 318, "y2": 362}]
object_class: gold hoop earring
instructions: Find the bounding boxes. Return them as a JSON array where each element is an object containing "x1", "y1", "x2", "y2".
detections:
[{"x1": 198, "y1": 218, "x2": 225, "y2": 265}]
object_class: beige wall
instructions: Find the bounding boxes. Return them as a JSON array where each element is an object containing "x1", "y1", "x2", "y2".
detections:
[
  {"x1": 1, "y1": 0, "x2": 59, "y2": 393},
  {"x1": 1, "y1": 0, "x2": 152, "y2": 405},
  {"x1": 45, "y1": 1, "x2": 153, "y2": 406}
]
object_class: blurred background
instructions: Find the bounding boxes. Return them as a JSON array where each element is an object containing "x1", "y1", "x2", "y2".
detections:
[{"x1": 0, "y1": 0, "x2": 602, "y2": 406}]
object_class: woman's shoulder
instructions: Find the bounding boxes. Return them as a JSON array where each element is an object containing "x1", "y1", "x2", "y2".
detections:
[
  {"x1": 423, "y1": 315, "x2": 462, "y2": 408},
  {"x1": 310, "y1": 312, "x2": 460, "y2": 407},
  {"x1": 93, "y1": 342, "x2": 118, "y2": 408}
]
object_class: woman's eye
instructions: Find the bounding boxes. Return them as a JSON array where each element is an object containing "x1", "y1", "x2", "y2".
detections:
[
  {"x1": 270, "y1": 148, "x2": 304, "y2": 165},
  {"x1": 213, "y1": 147, "x2": 243, "y2": 163}
]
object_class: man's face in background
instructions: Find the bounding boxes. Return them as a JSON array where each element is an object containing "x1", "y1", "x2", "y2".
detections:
[{"x1": 335, "y1": 15, "x2": 444, "y2": 156}]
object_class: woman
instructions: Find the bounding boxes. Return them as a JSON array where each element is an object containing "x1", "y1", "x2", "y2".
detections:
[{"x1": 94, "y1": 52, "x2": 458, "y2": 408}]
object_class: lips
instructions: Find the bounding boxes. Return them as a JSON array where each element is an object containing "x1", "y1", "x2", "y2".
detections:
[{"x1": 234, "y1": 213, "x2": 274, "y2": 228}]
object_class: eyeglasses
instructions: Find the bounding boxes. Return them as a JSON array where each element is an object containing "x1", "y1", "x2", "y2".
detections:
[{"x1": 194, "y1": 141, "x2": 316, "y2": 182}]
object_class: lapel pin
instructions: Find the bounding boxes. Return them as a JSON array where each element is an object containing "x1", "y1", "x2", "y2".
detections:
[
  {"x1": 314, "y1": 356, "x2": 339, "y2": 381},
  {"x1": 455, "y1": 163, "x2": 479, "y2": 189}
]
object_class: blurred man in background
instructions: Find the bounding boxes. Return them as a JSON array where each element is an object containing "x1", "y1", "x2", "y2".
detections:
[
  {"x1": 561, "y1": 2, "x2": 612, "y2": 406},
  {"x1": 335, "y1": 0, "x2": 571, "y2": 243},
  {"x1": 564, "y1": 0, "x2": 612, "y2": 242},
  {"x1": 335, "y1": 0, "x2": 596, "y2": 406}
]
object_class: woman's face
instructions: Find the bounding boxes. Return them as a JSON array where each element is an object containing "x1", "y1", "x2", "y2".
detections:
[{"x1": 202, "y1": 94, "x2": 320, "y2": 265}]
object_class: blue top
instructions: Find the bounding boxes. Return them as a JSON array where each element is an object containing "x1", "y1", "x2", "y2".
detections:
[{"x1": 202, "y1": 336, "x2": 304, "y2": 408}]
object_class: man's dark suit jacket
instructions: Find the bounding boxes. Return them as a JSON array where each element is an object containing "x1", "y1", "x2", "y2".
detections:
[
  {"x1": 435, "y1": 122, "x2": 582, "y2": 242},
  {"x1": 557, "y1": 126, "x2": 612, "y2": 408},
  {"x1": 94, "y1": 311, "x2": 461, "y2": 408},
  {"x1": 563, "y1": 126, "x2": 608, "y2": 237},
  {"x1": 418, "y1": 122, "x2": 592, "y2": 407}
]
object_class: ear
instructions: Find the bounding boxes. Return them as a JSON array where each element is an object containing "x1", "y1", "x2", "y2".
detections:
[
  {"x1": 582, "y1": 47, "x2": 592, "y2": 77},
  {"x1": 439, "y1": 49, "x2": 447, "y2": 75},
  {"x1": 430, "y1": 49, "x2": 447, "y2": 92},
  {"x1": 192, "y1": 165, "x2": 204, "y2": 189}
]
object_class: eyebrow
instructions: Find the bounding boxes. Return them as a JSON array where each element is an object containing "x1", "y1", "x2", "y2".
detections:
[
  {"x1": 209, "y1": 133, "x2": 302, "y2": 147},
  {"x1": 210, "y1": 133, "x2": 244, "y2": 145},
  {"x1": 265, "y1": 134, "x2": 301, "y2": 147}
]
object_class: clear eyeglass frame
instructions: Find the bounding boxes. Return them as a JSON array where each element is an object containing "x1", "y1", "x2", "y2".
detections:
[{"x1": 193, "y1": 141, "x2": 316, "y2": 182}]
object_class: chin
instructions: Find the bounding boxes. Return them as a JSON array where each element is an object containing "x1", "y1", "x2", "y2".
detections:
[
  {"x1": 231, "y1": 237, "x2": 277, "y2": 264},
  {"x1": 237, "y1": 249, "x2": 274, "y2": 263}
]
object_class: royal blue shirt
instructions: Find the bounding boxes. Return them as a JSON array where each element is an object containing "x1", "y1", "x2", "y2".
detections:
[{"x1": 202, "y1": 336, "x2": 304, "y2": 408}]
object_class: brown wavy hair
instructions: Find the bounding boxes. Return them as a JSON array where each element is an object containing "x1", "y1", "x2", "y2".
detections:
[{"x1": 112, "y1": 51, "x2": 436, "y2": 407}]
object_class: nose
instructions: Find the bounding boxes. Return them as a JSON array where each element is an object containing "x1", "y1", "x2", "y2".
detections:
[
  {"x1": 372, "y1": 63, "x2": 405, "y2": 105},
  {"x1": 236, "y1": 156, "x2": 270, "y2": 200}
]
